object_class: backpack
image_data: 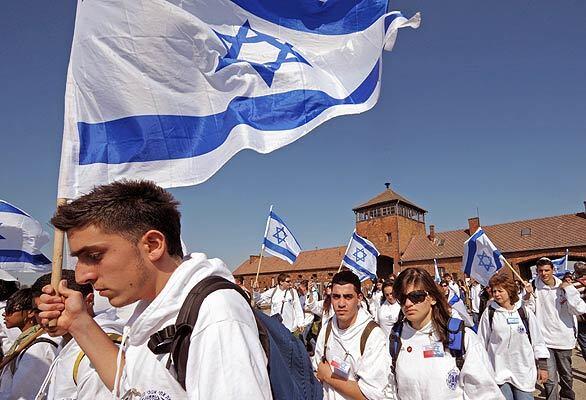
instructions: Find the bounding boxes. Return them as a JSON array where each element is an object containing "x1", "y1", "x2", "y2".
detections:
[
  {"x1": 73, "y1": 333, "x2": 123, "y2": 384},
  {"x1": 487, "y1": 306, "x2": 531, "y2": 344},
  {"x1": 389, "y1": 315, "x2": 466, "y2": 375},
  {"x1": 321, "y1": 319, "x2": 378, "y2": 361},
  {"x1": 10, "y1": 337, "x2": 58, "y2": 374},
  {"x1": 147, "y1": 275, "x2": 323, "y2": 400}
]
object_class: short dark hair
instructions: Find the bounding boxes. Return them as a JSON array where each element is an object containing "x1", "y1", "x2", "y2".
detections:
[
  {"x1": 6, "y1": 288, "x2": 33, "y2": 313},
  {"x1": 31, "y1": 270, "x2": 93, "y2": 305},
  {"x1": 574, "y1": 261, "x2": 586, "y2": 278},
  {"x1": 331, "y1": 271, "x2": 361, "y2": 294},
  {"x1": 442, "y1": 273, "x2": 452, "y2": 279},
  {"x1": 51, "y1": 180, "x2": 183, "y2": 258},
  {"x1": 0, "y1": 280, "x2": 19, "y2": 302},
  {"x1": 234, "y1": 276, "x2": 244, "y2": 285},
  {"x1": 277, "y1": 273, "x2": 290, "y2": 284},
  {"x1": 488, "y1": 273, "x2": 519, "y2": 304},
  {"x1": 536, "y1": 258, "x2": 554, "y2": 269},
  {"x1": 299, "y1": 280, "x2": 309, "y2": 289}
]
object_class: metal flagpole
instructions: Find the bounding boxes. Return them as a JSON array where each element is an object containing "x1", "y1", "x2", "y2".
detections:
[
  {"x1": 338, "y1": 231, "x2": 354, "y2": 273},
  {"x1": 254, "y1": 205, "x2": 273, "y2": 287}
]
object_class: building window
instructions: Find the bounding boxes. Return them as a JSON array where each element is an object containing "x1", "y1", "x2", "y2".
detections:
[
  {"x1": 521, "y1": 228, "x2": 531, "y2": 237},
  {"x1": 386, "y1": 232, "x2": 392, "y2": 242}
]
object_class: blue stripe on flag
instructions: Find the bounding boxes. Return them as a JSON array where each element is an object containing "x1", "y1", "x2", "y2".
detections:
[
  {"x1": 77, "y1": 62, "x2": 380, "y2": 165},
  {"x1": 269, "y1": 211, "x2": 301, "y2": 248},
  {"x1": 352, "y1": 232, "x2": 379, "y2": 257},
  {"x1": 264, "y1": 238, "x2": 296, "y2": 263},
  {"x1": 343, "y1": 255, "x2": 376, "y2": 280},
  {"x1": 463, "y1": 228, "x2": 485, "y2": 276},
  {"x1": 231, "y1": 0, "x2": 388, "y2": 35},
  {"x1": 493, "y1": 249, "x2": 503, "y2": 270},
  {"x1": 0, "y1": 250, "x2": 51, "y2": 265},
  {"x1": 0, "y1": 201, "x2": 28, "y2": 216}
]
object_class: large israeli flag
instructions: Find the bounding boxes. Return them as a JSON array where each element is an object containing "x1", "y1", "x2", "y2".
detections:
[
  {"x1": 552, "y1": 249, "x2": 569, "y2": 276},
  {"x1": 0, "y1": 200, "x2": 52, "y2": 273},
  {"x1": 57, "y1": 0, "x2": 420, "y2": 198},
  {"x1": 263, "y1": 211, "x2": 301, "y2": 264},
  {"x1": 342, "y1": 231, "x2": 379, "y2": 282},
  {"x1": 462, "y1": 228, "x2": 505, "y2": 286}
]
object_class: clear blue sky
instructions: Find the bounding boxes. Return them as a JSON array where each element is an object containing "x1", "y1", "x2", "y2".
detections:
[{"x1": 1, "y1": 1, "x2": 584, "y2": 273}]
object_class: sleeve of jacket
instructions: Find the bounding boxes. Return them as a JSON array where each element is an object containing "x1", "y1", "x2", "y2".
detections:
[
  {"x1": 356, "y1": 327, "x2": 397, "y2": 400},
  {"x1": 292, "y1": 290, "x2": 304, "y2": 330},
  {"x1": 525, "y1": 308, "x2": 549, "y2": 360},
  {"x1": 476, "y1": 308, "x2": 491, "y2": 350},
  {"x1": 10, "y1": 343, "x2": 55, "y2": 400},
  {"x1": 563, "y1": 285, "x2": 586, "y2": 315},
  {"x1": 460, "y1": 328, "x2": 505, "y2": 400},
  {"x1": 76, "y1": 352, "x2": 117, "y2": 399},
  {"x1": 253, "y1": 287, "x2": 275, "y2": 306},
  {"x1": 186, "y1": 290, "x2": 272, "y2": 400},
  {"x1": 523, "y1": 293, "x2": 536, "y2": 314}
]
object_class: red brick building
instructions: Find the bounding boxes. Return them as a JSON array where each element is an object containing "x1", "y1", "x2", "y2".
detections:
[{"x1": 234, "y1": 184, "x2": 586, "y2": 288}]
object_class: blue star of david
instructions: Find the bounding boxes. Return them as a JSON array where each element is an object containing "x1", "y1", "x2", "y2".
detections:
[
  {"x1": 214, "y1": 20, "x2": 311, "y2": 87},
  {"x1": 353, "y1": 248, "x2": 367, "y2": 263},
  {"x1": 273, "y1": 227, "x2": 287, "y2": 244},
  {"x1": 477, "y1": 251, "x2": 494, "y2": 272}
]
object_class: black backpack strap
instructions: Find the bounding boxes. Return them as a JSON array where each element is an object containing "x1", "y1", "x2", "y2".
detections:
[
  {"x1": 447, "y1": 317, "x2": 465, "y2": 371},
  {"x1": 359, "y1": 321, "x2": 379, "y2": 355},
  {"x1": 13, "y1": 337, "x2": 59, "y2": 373},
  {"x1": 148, "y1": 275, "x2": 257, "y2": 390},
  {"x1": 322, "y1": 319, "x2": 333, "y2": 361},
  {"x1": 517, "y1": 307, "x2": 531, "y2": 345}
]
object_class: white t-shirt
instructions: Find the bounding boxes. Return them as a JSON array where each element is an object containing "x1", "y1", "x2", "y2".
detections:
[
  {"x1": 394, "y1": 320, "x2": 503, "y2": 400},
  {"x1": 312, "y1": 308, "x2": 396, "y2": 400},
  {"x1": 255, "y1": 286, "x2": 304, "y2": 332},
  {"x1": 376, "y1": 301, "x2": 401, "y2": 337}
]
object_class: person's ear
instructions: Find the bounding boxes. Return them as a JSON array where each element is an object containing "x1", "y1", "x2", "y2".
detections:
[
  {"x1": 84, "y1": 292, "x2": 95, "y2": 309},
  {"x1": 141, "y1": 230, "x2": 166, "y2": 262}
]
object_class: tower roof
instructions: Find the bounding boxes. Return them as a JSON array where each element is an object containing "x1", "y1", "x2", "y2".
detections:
[{"x1": 353, "y1": 184, "x2": 426, "y2": 212}]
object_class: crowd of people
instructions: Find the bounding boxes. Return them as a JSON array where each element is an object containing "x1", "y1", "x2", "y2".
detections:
[{"x1": 0, "y1": 180, "x2": 584, "y2": 400}]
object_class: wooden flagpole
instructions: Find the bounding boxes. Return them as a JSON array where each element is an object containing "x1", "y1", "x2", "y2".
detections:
[
  {"x1": 48, "y1": 198, "x2": 67, "y2": 327},
  {"x1": 254, "y1": 205, "x2": 273, "y2": 287},
  {"x1": 338, "y1": 232, "x2": 354, "y2": 273}
]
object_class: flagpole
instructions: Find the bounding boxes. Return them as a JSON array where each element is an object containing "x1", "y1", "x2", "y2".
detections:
[
  {"x1": 49, "y1": 198, "x2": 67, "y2": 327},
  {"x1": 254, "y1": 205, "x2": 273, "y2": 287},
  {"x1": 501, "y1": 256, "x2": 525, "y2": 283},
  {"x1": 338, "y1": 231, "x2": 354, "y2": 273},
  {"x1": 565, "y1": 248, "x2": 569, "y2": 272}
]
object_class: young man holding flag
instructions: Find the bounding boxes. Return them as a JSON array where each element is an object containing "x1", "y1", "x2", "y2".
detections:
[{"x1": 38, "y1": 180, "x2": 271, "y2": 400}]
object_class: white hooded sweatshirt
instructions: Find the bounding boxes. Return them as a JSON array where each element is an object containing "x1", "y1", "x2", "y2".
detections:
[
  {"x1": 525, "y1": 276, "x2": 586, "y2": 350},
  {"x1": 35, "y1": 309, "x2": 125, "y2": 400},
  {"x1": 254, "y1": 286, "x2": 304, "y2": 332},
  {"x1": 312, "y1": 308, "x2": 395, "y2": 400},
  {"x1": 394, "y1": 320, "x2": 503, "y2": 400},
  {"x1": 477, "y1": 301, "x2": 549, "y2": 392},
  {"x1": 376, "y1": 301, "x2": 401, "y2": 338},
  {"x1": 0, "y1": 333, "x2": 61, "y2": 400},
  {"x1": 118, "y1": 253, "x2": 272, "y2": 400}
]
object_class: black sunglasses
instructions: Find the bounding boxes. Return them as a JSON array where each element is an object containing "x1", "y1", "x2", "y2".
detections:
[{"x1": 397, "y1": 290, "x2": 429, "y2": 305}]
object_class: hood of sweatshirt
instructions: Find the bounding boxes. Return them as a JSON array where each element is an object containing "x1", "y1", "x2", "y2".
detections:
[
  {"x1": 489, "y1": 299, "x2": 523, "y2": 312},
  {"x1": 535, "y1": 275, "x2": 562, "y2": 290},
  {"x1": 331, "y1": 307, "x2": 373, "y2": 341},
  {"x1": 126, "y1": 252, "x2": 232, "y2": 345}
]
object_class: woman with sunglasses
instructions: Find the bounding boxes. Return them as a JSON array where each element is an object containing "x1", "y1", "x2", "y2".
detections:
[
  {"x1": 391, "y1": 268, "x2": 502, "y2": 400},
  {"x1": 477, "y1": 273, "x2": 548, "y2": 400}
]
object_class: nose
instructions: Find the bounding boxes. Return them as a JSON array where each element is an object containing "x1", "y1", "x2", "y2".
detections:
[{"x1": 75, "y1": 262, "x2": 98, "y2": 285}]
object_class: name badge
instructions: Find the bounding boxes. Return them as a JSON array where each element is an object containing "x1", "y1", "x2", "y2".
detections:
[
  {"x1": 331, "y1": 356, "x2": 351, "y2": 380},
  {"x1": 423, "y1": 343, "x2": 445, "y2": 358},
  {"x1": 507, "y1": 317, "x2": 519, "y2": 325}
]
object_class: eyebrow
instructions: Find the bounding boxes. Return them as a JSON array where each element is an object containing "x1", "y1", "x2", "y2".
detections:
[{"x1": 70, "y1": 245, "x2": 105, "y2": 258}]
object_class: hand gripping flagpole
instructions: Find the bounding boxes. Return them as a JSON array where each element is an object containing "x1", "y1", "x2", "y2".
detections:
[
  {"x1": 338, "y1": 231, "x2": 355, "y2": 273},
  {"x1": 254, "y1": 205, "x2": 273, "y2": 287},
  {"x1": 49, "y1": 198, "x2": 68, "y2": 327}
]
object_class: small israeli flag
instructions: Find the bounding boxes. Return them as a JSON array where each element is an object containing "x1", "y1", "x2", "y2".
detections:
[
  {"x1": 0, "y1": 200, "x2": 51, "y2": 273},
  {"x1": 434, "y1": 258, "x2": 441, "y2": 283},
  {"x1": 342, "y1": 231, "x2": 379, "y2": 282},
  {"x1": 462, "y1": 228, "x2": 504, "y2": 286},
  {"x1": 552, "y1": 249, "x2": 569, "y2": 276},
  {"x1": 262, "y1": 210, "x2": 301, "y2": 264}
]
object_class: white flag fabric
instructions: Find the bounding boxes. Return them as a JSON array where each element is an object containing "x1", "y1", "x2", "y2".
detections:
[
  {"x1": 263, "y1": 211, "x2": 301, "y2": 264},
  {"x1": 0, "y1": 200, "x2": 51, "y2": 273},
  {"x1": 57, "y1": 0, "x2": 420, "y2": 198},
  {"x1": 433, "y1": 258, "x2": 441, "y2": 283},
  {"x1": 462, "y1": 228, "x2": 505, "y2": 286},
  {"x1": 342, "y1": 231, "x2": 379, "y2": 282}
]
